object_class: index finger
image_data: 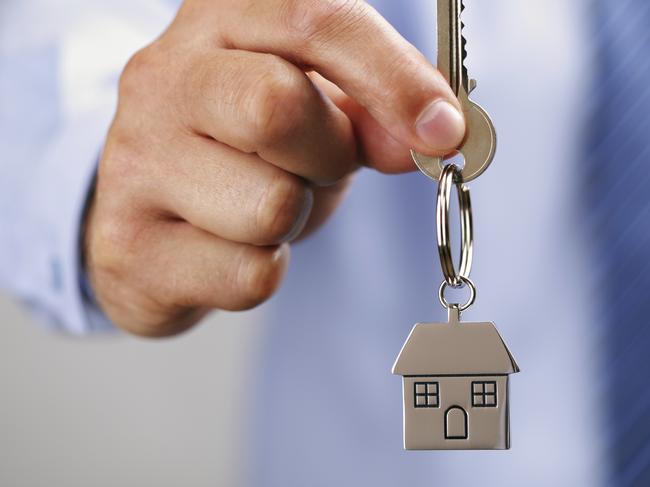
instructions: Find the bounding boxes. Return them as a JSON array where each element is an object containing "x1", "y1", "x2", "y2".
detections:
[{"x1": 217, "y1": 0, "x2": 466, "y2": 156}]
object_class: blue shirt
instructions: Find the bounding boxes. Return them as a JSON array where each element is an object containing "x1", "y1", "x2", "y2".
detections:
[{"x1": 0, "y1": 1, "x2": 606, "y2": 485}]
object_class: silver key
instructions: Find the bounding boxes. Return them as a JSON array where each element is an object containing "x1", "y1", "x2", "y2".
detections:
[{"x1": 412, "y1": 0, "x2": 497, "y2": 183}]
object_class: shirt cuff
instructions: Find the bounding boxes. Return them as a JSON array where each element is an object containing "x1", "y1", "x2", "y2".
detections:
[{"x1": 20, "y1": 108, "x2": 117, "y2": 335}]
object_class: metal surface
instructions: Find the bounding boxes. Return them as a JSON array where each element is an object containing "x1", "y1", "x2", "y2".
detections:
[
  {"x1": 411, "y1": 0, "x2": 497, "y2": 182},
  {"x1": 393, "y1": 309, "x2": 519, "y2": 450},
  {"x1": 438, "y1": 276, "x2": 476, "y2": 312},
  {"x1": 437, "y1": 164, "x2": 473, "y2": 287}
]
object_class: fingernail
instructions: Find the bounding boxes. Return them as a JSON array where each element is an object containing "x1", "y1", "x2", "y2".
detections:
[
  {"x1": 282, "y1": 188, "x2": 314, "y2": 243},
  {"x1": 415, "y1": 100, "x2": 465, "y2": 151}
]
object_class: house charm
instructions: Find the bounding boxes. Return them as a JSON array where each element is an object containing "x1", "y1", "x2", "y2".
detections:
[{"x1": 392, "y1": 308, "x2": 520, "y2": 450}]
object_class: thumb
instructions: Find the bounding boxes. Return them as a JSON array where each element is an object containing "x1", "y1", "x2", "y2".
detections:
[{"x1": 310, "y1": 72, "x2": 430, "y2": 174}]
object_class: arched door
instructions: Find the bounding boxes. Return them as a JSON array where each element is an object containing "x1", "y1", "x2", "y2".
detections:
[{"x1": 444, "y1": 406, "x2": 468, "y2": 440}]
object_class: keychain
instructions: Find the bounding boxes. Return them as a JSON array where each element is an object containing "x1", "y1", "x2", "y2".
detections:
[{"x1": 392, "y1": 0, "x2": 519, "y2": 451}]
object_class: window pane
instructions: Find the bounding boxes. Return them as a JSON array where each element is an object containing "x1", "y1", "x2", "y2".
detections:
[{"x1": 414, "y1": 382, "x2": 439, "y2": 408}]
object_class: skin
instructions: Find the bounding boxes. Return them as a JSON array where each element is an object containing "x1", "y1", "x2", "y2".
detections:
[{"x1": 84, "y1": 0, "x2": 466, "y2": 337}]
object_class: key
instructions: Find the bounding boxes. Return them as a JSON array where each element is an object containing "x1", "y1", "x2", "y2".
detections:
[{"x1": 412, "y1": 0, "x2": 497, "y2": 183}]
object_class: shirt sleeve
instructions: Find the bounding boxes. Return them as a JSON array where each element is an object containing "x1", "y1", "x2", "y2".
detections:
[{"x1": 0, "y1": 0, "x2": 177, "y2": 334}]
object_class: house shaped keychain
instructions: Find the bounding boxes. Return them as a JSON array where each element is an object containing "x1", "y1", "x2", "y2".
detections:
[
  {"x1": 398, "y1": 0, "x2": 520, "y2": 451},
  {"x1": 393, "y1": 307, "x2": 519, "y2": 450},
  {"x1": 392, "y1": 163, "x2": 520, "y2": 451}
]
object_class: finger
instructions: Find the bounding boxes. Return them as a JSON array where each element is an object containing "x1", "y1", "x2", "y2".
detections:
[
  {"x1": 217, "y1": 0, "x2": 466, "y2": 156},
  {"x1": 297, "y1": 174, "x2": 355, "y2": 241},
  {"x1": 310, "y1": 72, "x2": 415, "y2": 173},
  {"x1": 184, "y1": 49, "x2": 358, "y2": 185},
  {"x1": 153, "y1": 224, "x2": 289, "y2": 311},
  {"x1": 119, "y1": 221, "x2": 290, "y2": 334},
  {"x1": 143, "y1": 134, "x2": 315, "y2": 246}
]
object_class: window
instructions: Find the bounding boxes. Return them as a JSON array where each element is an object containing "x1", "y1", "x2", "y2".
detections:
[
  {"x1": 472, "y1": 381, "x2": 497, "y2": 407},
  {"x1": 414, "y1": 382, "x2": 439, "y2": 408}
]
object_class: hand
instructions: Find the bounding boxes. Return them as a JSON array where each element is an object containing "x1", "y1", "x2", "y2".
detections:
[{"x1": 84, "y1": 0, "x2": 466, "y2": 337}]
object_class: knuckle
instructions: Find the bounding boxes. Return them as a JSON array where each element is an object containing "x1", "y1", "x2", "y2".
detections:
[
  {"x1": 88, "y1": 212, "x2": 138, "y2": 276},
  {"x1": 101, "y1": 129, "x2": 147, "y2": 188},
  {"x1": 234, "y1": 247, "x2": 287, "y2": 309},
  {"x1": 118, "y1": 46, "x2": 161, "y2": 101},
  {"x1": 281, "y1": 0, "x2": 365, "y2": 46},
  {"x1": 248, "y1": 61, "x2": 311, "y2": 147},
  {"x1": 90, "y1": 153, "x2": 151, "y2": 275},
  {"x1": 256, "y1": 175, "x2": 310, "y2": 244},
  {"x1": 119, "y1": 50, "x2": 149, "y2": 99}
]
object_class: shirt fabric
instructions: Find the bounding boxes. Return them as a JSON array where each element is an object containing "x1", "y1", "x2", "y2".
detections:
[
  {"x1": 0, "y1": 1, "x2": 606, "y2": 485},
  {"x1": 586, "y1": 1, "x2": 650, "y2": 484},
  {"x1": 0, "y1": 0, "x2": 170, "y2": 333}
]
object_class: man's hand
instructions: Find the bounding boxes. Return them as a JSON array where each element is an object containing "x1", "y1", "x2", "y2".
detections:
[{"x1": 84, "y1": 0, "x2": 465, "y2": 337}]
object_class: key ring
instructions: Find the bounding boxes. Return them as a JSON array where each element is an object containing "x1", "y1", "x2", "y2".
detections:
[
  {"x1": 438, "y1": 276, "x2": 477, "y2": 312},
  {"x1": 437, "y1": 163, "x2": 473, "y2": 288}
]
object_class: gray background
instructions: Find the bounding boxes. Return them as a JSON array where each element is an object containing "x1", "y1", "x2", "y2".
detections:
[{"x1": 0, "y1": 295, "x2": 257, "y2": 486}]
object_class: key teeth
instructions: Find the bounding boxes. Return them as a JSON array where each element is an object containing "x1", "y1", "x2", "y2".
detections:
[
  {"x1": 460, "y1": 1, "x2": 469, "y2": 89},
  {"x1": 461, "y1": 35, "x2": 468, "y2": 87}
]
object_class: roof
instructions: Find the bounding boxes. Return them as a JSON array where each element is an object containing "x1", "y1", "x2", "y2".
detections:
[{"x1": 392, "y1": 319, "x2": 520, "y2": 376}]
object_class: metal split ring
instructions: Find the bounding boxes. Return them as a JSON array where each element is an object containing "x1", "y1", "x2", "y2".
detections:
[
  {"x1": 439, "y1": 276, "x2": 477, "y2": 312},
  {"x1": 437, "y1": 164, "x2": 473, "y2": 288}
]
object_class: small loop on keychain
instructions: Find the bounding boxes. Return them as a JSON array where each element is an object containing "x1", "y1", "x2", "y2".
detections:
[
  {"x1": 437, "y1": 164, "x2": 473, "y2": 287},
  {"x1": 439, "y1": 276, "x2": 476, "y2": 313}
]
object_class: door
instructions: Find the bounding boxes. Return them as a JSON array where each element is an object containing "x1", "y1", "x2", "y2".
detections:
[{"x1": 444, "y1": 406, "x2": 468, "y2": 440}]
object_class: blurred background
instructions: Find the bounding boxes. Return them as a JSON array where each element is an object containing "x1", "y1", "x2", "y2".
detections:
[{"x1": 0, "y1": 297, "x2": 259, "y2": 486}]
